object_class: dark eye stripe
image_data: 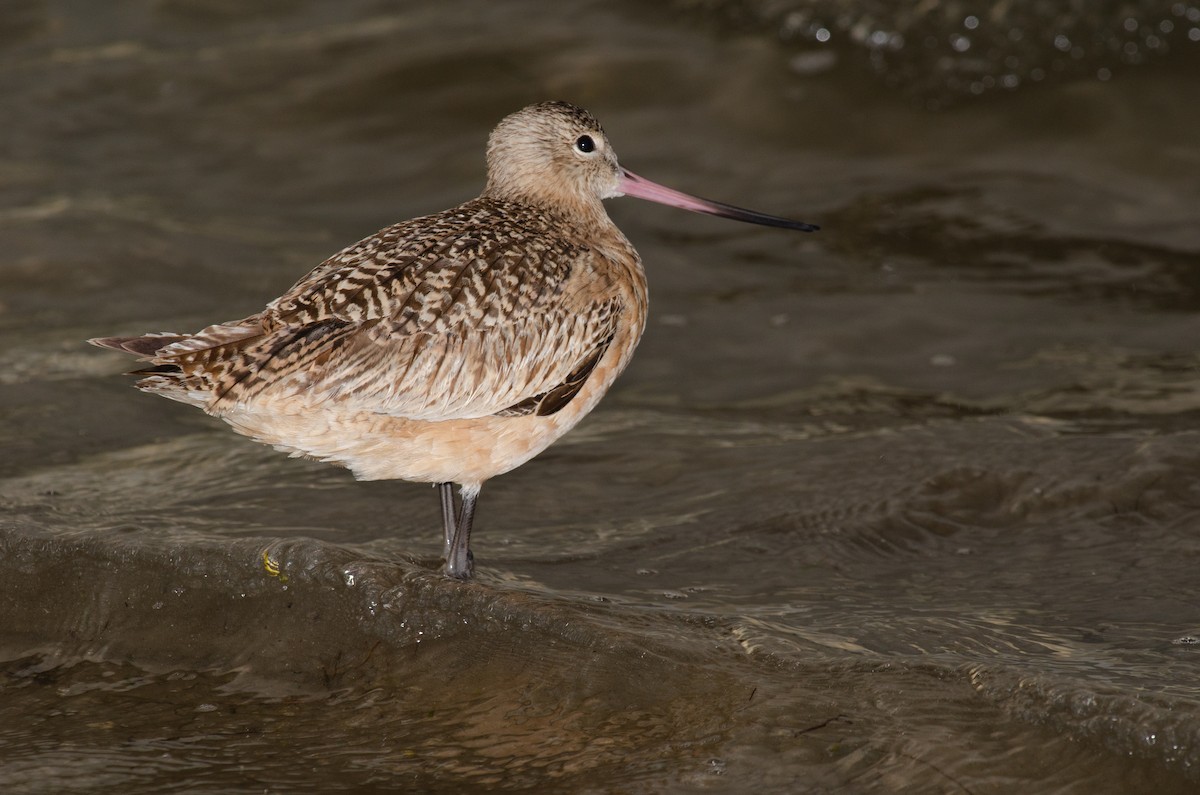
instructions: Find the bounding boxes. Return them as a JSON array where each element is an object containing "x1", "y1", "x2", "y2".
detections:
[{"x1": 575, "y1": 135, "x2": 595, "y2": 153}]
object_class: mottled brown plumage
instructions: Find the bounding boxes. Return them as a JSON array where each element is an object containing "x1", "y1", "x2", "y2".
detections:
[{"x1": 91, "y1": 101, "x2": 816, "y2": 578}]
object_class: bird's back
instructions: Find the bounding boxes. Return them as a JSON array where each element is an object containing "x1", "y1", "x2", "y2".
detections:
[{"x1": 98, "y1": 196, "x2": 645, "y2": 430}]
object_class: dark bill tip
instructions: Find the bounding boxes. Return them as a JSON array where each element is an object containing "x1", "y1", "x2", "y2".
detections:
[{"x1": 617, "y1": 168, "x2": 819, "y2": 233}]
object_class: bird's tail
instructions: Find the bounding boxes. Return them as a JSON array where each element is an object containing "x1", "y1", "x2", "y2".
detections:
[
  {"x1": 88, "y1": 332, "x2": 190, "y2": 358},
  {"x1": 88, "y1": 322, "x2": 265, "y2": 409}
]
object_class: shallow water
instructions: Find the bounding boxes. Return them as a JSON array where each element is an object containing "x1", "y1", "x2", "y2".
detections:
[{"x1": 3, "y1": 1, "x2": 1200, "y2": 792}]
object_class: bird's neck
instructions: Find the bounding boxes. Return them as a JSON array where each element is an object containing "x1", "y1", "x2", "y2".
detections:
[{"x1": 481, "y1": 183, "x2": 615, "y2": 236}]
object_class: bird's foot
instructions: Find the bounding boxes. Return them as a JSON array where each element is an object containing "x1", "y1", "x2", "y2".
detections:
[{"x1": 442, "y1": 549, "x2": 474, "y2": 580}]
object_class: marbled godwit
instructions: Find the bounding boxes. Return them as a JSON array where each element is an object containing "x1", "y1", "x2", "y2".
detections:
[{"x1": 90, "y1": 101, "x2": 818, "y2": 579}]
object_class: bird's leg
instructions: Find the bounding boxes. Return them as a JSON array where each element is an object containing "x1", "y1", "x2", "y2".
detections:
[
  {"x1": 438, "y1": 482, "x2": 456, "y2": 558},
  {"x1": 444, "y1": 483, "x2": 480, "y2": 580}
]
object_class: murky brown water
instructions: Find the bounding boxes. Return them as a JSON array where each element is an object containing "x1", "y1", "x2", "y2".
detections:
[{"x1": 3, "y1": 1, "x2": 1200, "y2": 792}]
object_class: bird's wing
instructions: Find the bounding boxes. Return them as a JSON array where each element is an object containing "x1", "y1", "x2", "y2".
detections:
[{"x1": 199, "y1": 199, "x2": 625, "y2": 420}]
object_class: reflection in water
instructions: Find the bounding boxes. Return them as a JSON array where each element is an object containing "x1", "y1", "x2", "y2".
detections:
[{"x1": 2, "y1": 0, "x2": 1200, "y2": 792}]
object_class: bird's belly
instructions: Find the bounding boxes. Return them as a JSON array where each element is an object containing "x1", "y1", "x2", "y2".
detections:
[
  {"x1": 214, "y1": 340, "x2": 631, "y2": 486},
  {"x1": 216, "y1": 404, "x2": 575, "y2": 485}
]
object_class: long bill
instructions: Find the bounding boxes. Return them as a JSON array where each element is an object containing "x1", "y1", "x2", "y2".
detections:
[{"x1": 616, "y1": 167, "x2": 819, "y2": 232}]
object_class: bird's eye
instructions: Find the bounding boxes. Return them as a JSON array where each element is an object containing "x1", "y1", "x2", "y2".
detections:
[{"x1": 575, "y1": 135, "x2": 596, "y2": 153}]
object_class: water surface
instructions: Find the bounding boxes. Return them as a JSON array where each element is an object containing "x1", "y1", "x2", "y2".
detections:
[{"x1": 3, "y1": 1, "x2": 1200, "y2": 791}]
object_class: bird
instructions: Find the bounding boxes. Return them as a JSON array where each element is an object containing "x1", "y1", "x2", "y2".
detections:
[{"x1": 90, "y1": 101, "x2": 818, "y2": 579}]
